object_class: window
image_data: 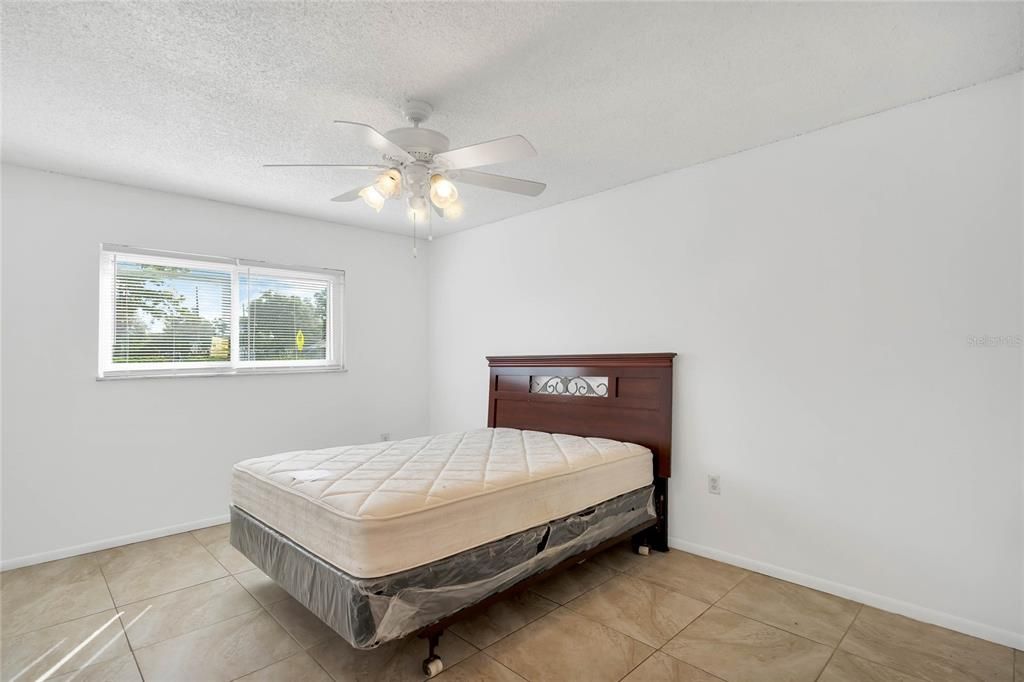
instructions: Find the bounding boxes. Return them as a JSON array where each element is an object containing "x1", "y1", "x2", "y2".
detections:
[{"x1": 98, "y1": 246, "x2": 343, "y2": 378}]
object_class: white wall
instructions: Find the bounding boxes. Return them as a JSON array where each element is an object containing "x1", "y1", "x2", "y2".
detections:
[
  {"x1": 428, "y1": 74, "x2": 1023, "y2": 646},
  {"x1": 0, "y1": 165, "x2": 430, "y2": 566}
]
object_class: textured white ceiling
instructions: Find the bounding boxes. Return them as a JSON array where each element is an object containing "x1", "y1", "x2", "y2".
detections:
[{"x1": 3, "y1": 2, "x2": 1022, "y2": 236}]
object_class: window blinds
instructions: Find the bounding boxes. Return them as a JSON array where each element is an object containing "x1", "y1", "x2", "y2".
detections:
[
  {"x1": 99, "y1": 247, "x2": 342, "y2": 377},
  {"x1": 111, "y1": 256, "x2": 232, "y2": 365},
  {"x1": 239, "y1": 271, "x2": 329, "y2": 362}
]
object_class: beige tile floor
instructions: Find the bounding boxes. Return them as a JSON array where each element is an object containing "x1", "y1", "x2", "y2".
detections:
[{"x1": 0, "y1": 525, "x2": 1020, "y2": 682}]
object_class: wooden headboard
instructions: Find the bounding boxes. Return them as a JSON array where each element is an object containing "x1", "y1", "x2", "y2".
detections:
[{"x1": 486, "y1": 353, "x2": 676, "y2": 478}]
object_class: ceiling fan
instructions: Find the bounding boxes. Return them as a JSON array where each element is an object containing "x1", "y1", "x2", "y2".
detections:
[{"x1": 264, "y1": 100, "x2": 546, "y2": 230}]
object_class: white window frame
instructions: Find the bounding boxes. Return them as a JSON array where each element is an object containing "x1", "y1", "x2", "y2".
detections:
[{"x1": 98, "y1": 245, "x2": 345, "y2": 379}]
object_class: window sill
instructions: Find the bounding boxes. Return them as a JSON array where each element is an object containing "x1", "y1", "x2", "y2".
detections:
[{"x1": 97, "y1": 365, "x2": 347, "y2": 381}]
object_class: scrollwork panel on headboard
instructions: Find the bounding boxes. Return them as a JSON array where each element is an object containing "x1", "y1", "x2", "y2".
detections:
[{"x1": 529, "y1": 375, "x2": 609, "y2": 398}]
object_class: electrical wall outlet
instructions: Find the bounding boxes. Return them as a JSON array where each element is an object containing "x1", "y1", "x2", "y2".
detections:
[
  {"x1": 380, "y1": 432, "x2": 391, "y2": 442},
  {"x1": 708, "y1": 474, "x2": 721, "y2": 495}
]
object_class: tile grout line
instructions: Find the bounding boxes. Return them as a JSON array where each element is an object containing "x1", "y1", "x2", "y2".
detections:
[
  {"x1": 709, "y1": 600, "x2": 843, "y2": 649},
  {"x1": 0, "y1": 604, "x2": 117, "y2": 643},
  {"x1": 528, "y1": 547, "x2": 724, "y2": 680},
  {"x1": 615, "y1": 647, "x2": 657, "y2": 682},
  {"x1": 97, "y1": 529, "x2": 266, "y2": 680},
  {"x1": 234, "y1": 574, "x2": 290, "y2": 609},
  {"x1": 643, "y1": 554, "x2": 817, "y2": 682},
  {"x1": 825, "y1": 607, "x2": 936, "y2": 682},
  {"x1": 241, "y1": 573, "x2": 336, "y2": 681},
  {"x1": 812, "y1": 602, "x2": 863, "y2": 682},
  {"x1": 712, "y1": 570, "x2": 753, "y2": 606},
  {"x1": 560, "y1": 574, "x2": 714, "y2": 651},
  {"x1": 306, "y1": 647, "x2": 336, "y2": 682},
  {"x1": 262, "y1": 597, "x2": 327, "y2": 651},
  {"x1": 480, "y1": 566, "x2": 647, "y2": 682},
  {"x1": 135, "y1": 601, "x2": 301, "y2": 682},
  {"x1": 478, "y1": 650, "x2": 531, "y2": 681},
  {"x1": 118, "y1": 572, "x2": 245, "y2": 613},
  {"x1": 100, "y1": 531, "x2": 229, "y2": 608},
  {"x1": 117, "y1": 526, "x2": 272, "y2": 660},
  {"x1": 656, "y1": 641, "x2": 727, "y2": 682},
  {"x1": 116, "y1": 572, "x2": 261, "y2": 651},
  {"x1": 131, "y1": 651, "x2": 146, "y2": 681},
  {"x1": 226, "y1": 644, "x2": 316, "y2": 682},
  {"x1": 652, "y1": 642, "x2": 730, "y2": 682},
  {"x1": 639, "y1": 554, "x2": 876, "y2": 656},
  {"x1": 95, "y1": 551, "x2": 147, "y2": 681},
  {"x1": 9, "y1": 552, "x2": 146, "y2": 681},
  {"x1": 225, "y1": 578, "x2": 310, "y2": 681},
  {"x1": 600, "y1": 551, "x2": 711, "y2": 681},
  {"x1": 190, "y1": 529, "x2": 241, "y2": 577},
  {"x1": 669, "y1": 551, "x2": 1016, "y2": 680},
  {"x1": 189, "y1": 527, "x2": 260, "y2": 576},
  {"x1": 2, "y1": 565, "x2": 242, "y2": 646},
  {"x1": 541, "y1": 604, "x2": 660, "y2": 681},
  {"x1": 456, "y1": 593, "x2": 558, "y2": 651}
]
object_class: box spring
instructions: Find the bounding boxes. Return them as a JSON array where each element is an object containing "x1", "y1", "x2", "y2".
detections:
[{"x1": 230, "y1": 484, "x2": 655, "y2": 648}]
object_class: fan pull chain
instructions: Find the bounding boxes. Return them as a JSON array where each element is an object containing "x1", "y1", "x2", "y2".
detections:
[
  {"x1": 428, "y1": 207, "x2": 434, "y2": 242},
  {"x1": 412, "y1": 213, "x2": 418, "y2": 258}
]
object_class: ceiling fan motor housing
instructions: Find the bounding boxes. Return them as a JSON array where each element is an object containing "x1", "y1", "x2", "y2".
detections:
[{"x1": 385, "y1": 127, "x2": 451, "y2": 162}]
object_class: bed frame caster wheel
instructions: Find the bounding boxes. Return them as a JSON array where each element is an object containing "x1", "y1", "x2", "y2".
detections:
[
  {"x1": 636, "y1": 544, "x2": 650, "y2": 556},
  {"x1": 423, "y1": 656, "x2": 443, "y2": 677}
]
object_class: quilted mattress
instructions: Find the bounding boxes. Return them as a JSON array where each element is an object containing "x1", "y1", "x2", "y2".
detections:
[{"x1": 231, "y1": 427, "x2": 653, "y2": 578}]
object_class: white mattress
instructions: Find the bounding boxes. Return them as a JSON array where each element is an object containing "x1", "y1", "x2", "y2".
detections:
[{"x1": 231, "y1": 428, "x2": 653, "y2": 578}]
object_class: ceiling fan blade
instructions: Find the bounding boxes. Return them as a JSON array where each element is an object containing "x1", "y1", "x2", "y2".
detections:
[
  {"x1": 434, "y1": 135, "x2": 536, "y2": 170},
  {"x1": 432, "y1": 202, "x2": 444, "y2": 218},
  {"x1": 330, "y1": 187, "x2": 364, "y2": 202},
  {"x1": 264, "y1": 164, "x2": 389, "y2": 169},
  {"x1": 333, "y1": 121, "x2": 414, "y2": 164},
  {"x1": 453, "y1": 169, "x2": 546, "y2": 197}
]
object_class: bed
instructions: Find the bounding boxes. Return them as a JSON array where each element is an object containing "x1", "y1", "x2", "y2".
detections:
[{"x1": 230, "y1": 353, "x2": 674, "y2": 676}]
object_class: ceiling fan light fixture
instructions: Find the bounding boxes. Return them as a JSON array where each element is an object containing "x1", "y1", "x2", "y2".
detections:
[
  {"x1": 358, "y1": 185, "x2": 386, "y2": 212},
  {"x1": 374, "y1": 169, "x2": 402, "y2": 199},
  {"x1": 443, "y1": 200, "x2": 464, "y2": 220},
  {"x1": 266, "y1": 105, "x2": 545, "y2": 242},
  {"x1": 429, "y1": 174, "x2": 458, "y2": 209}
]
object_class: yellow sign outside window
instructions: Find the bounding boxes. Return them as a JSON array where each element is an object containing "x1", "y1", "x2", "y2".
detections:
[{"x1": 295, "y1": 329, "x2": 305, "y2": 351}]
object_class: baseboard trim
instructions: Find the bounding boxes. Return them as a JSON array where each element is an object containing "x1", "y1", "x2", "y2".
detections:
[
  {"x1": 670, "y1": 537, "x2": 1024, "y2": 650},
  {"x1": 3, "y1": 521, "x2": 1019, "y2": 649},
  {"x1": 0, "y1": 514, "x2": 231, "y2": 571}
]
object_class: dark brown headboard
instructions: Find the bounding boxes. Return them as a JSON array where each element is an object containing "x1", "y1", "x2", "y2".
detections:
[{"x1": 486, "y1": 353, "x2": 675, "y2": 478}]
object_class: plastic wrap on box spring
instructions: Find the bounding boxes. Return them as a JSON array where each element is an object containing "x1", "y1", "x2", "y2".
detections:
[{"x1": 230, "y1": 485, "x2": 655, "y2": 648}]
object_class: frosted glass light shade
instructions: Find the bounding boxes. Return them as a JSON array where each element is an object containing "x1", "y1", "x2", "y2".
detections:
[
  {"x1": 407, "y1": 195, "x2": 429, "y2": 223},
  {"x1": 359, "y1": 186, "x2": 385, "y2": 212},
  {"x1": 375, "y1": 169, "x2": 402, "y2": 199},
  {"x1": 429, "y1": 174, "x2": 458, "y2": 209}
]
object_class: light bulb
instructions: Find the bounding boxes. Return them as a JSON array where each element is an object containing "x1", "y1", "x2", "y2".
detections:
[
  {"x1": 429, "y1": 174, "x2": 458, "y2": 209},
  {"x1": 358, "y1": 186, "x2": 385, "y2": 212},
  {"x1": 407, "y1": 195, "x2": 429, "y2": 223},
  {"x1": 374, "y1": 169, "x2": 402, "y2": 199},
  {"x1": 443, "y1": 200, "x2": 464, "y2": 220}
]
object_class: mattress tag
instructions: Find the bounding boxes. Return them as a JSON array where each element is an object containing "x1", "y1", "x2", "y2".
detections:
[{"x1": 290, "y1": 469, "x2": 331, "y2": 482}]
